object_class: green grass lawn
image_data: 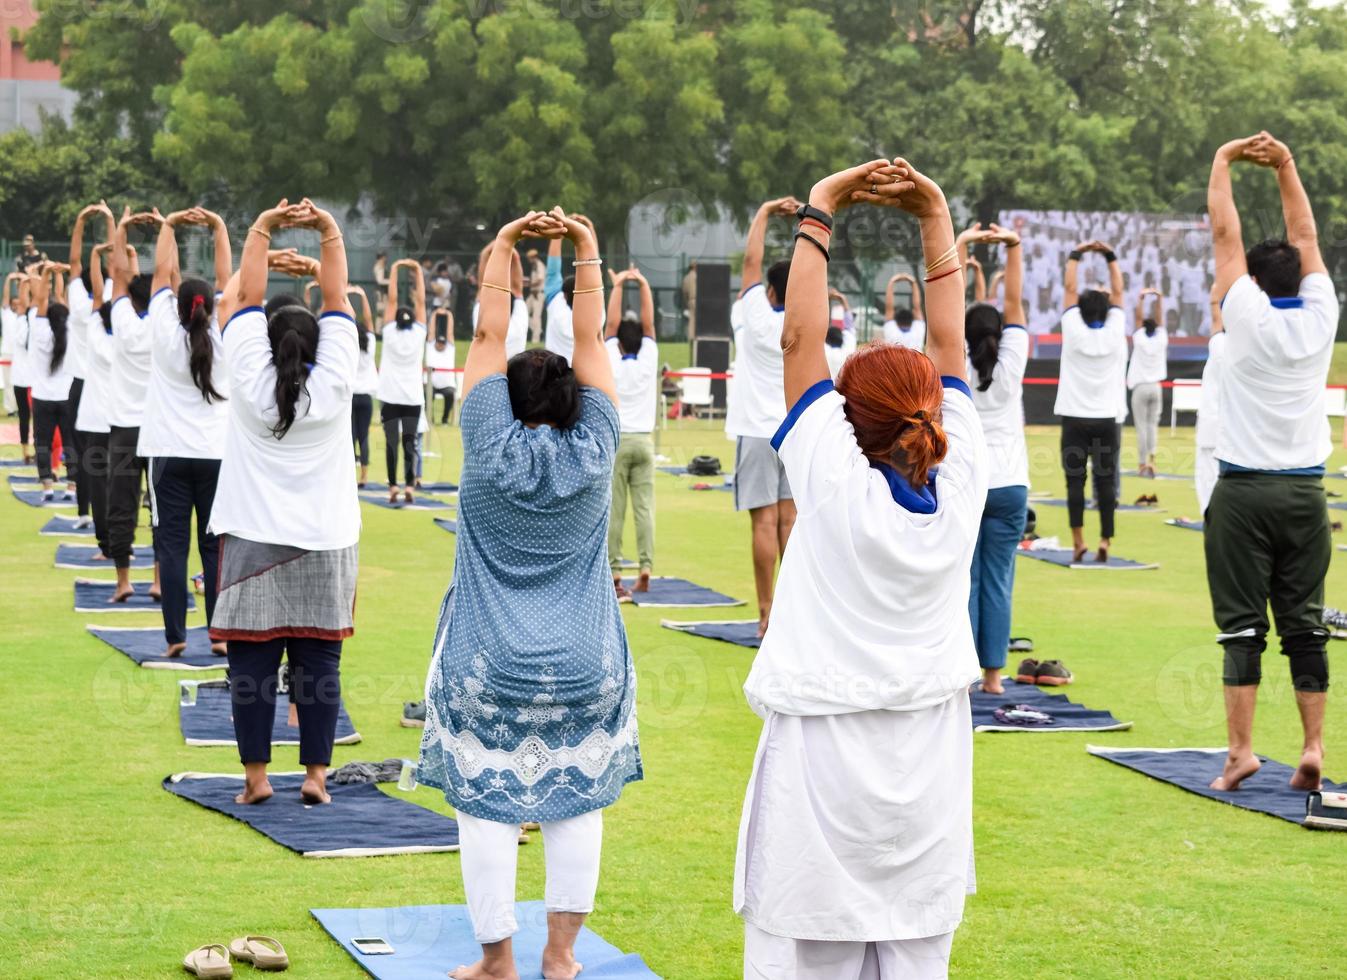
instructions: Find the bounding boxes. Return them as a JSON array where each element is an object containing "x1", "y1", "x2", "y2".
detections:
[{"x1": 3, "y1": 378, "x2": 1347, "y2": 978}]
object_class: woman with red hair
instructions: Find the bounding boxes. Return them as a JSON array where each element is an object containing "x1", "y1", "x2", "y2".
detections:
[{"x1": 734, "y1": 159, "x2": 988, "y2": 979}]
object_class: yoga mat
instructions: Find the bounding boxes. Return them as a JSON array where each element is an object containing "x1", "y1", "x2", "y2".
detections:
[
  {"x1": 7, "y1": 473, "x2": 43, "y2": 486},
  {"x1": 39, "y1": 514, "x2": 95, "y2": 536},
  {"x1": 164, "y1": 773, "x2": 462, "y2": 857},
  {"x1": 971, "y1": 682, "x2": 1132, "y2": 732},
  {"x1": 312, "y1": 902, "x2": 661, "y2": 979},
  {"x1": 87, "y1": 625, "x2": 222, "y2": 670},
  {"x1": 619, "y1": 577, "x2": 744, "y2": 608},
  {"x1": 361, "y1": 494, "x2": 454, "y2": 511},
  {"x1": 12, "y1": 487, "x2": 77, "y2": 508},
  {"x1": 180, "y1": 682, "x2": 361, "y2": 747},
  {"x1": 1088, "y1": 746, "x2": 1346, "y2": 827},
  {"x1": 75, "y1": 578, "x2": 195, "y2": 612},
  {"x1": 1017, "y1": 548, "x2": 1158, "y2": 571},
  {"x1": 1328, "y1": 502, "x2": 1347, "y2": 512},
  {"x1": 1165, "y1": 518, "x2": 1205, "y2": 532},
  {"x1": 55, "y1": 542, "x2": 152, "y2": 569},
  {"x1": 661, "y1": 618, "x2": 761, "y2": 649},
  {"x1": 0, "y1": 458, "x2": 34, "y2": 468},
  {"x1": 1036, "y1": 498, "x2": 1166, "y2": 514},
  {"x1": 433, "y1": 518, "x2": 457, "y2": 534},
  {"x1": 1144, "y1": 472, "x2": 1192, "y2": 481},
  {"x1": 361, "y1": 481, "x2": 458, "y2": 494}
]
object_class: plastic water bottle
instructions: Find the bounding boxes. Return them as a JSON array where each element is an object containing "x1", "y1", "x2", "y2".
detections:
[
  {"x1": 397, "y1": 759, "x2": 418, "y2": 792},
  {"x1": 179, "y1": 681, "x2": 198, "y2": 707}
]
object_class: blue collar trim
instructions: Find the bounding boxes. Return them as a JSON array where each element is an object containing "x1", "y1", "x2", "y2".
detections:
[
  {"x1": 1086, "y1": 320, "x2": 1105, "y2": 329},
  {"x1": 770, "y1": 303, "x2": 785, "y2": 313},
  {"x1": 875, "y1": 461, "x2": 938, "y2": 513},
  {"x1": 771, "y1": 378, "x2": 834, "y2": 452},
  {"x1": 621, "y1": 353, "x2": 639, "y2": 361},
  {"x1": 1270, "y1": 297, "x2": 1304, "y2": 309},
  {"x1": 941, "y1": 375, "x2": 973, "y2": 398}
]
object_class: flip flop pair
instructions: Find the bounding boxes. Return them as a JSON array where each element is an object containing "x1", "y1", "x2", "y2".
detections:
[{"x1": 184, "y1": 936, "x2": 289, "y2": 976}]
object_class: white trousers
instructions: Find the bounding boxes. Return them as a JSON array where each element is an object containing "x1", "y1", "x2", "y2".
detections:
[
  {"x1": 744, "y1": 923, "x2": 953, "y2": 980},
  {"x1": 456, "y1": 809, "x2": 604, "y2": 944}
]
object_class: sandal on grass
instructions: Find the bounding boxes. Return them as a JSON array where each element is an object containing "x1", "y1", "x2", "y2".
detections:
[
  {"x1": 229, "y1": 935, "x2": 289, "y2": 971},
  {"x1": 183, "y1": 944, "x2": 232, "y2": 978}
]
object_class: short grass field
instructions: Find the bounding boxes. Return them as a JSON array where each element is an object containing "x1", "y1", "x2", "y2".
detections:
[{"x1": 4, "y1": 351, "x2": 1347, "y2": 978}]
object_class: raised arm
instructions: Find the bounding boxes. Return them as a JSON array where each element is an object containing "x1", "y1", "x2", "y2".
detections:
[
  {"x1": 152, "y1": 208, "x2": 197, "y2": 295},
  {"x1": 28, "y1": 263, "x2": 51, "y2": 316},
  {"x1": 227, "y1": 199, "x2": 298, "y2": 321},
  {"x1": 557, "y1": 209, "x2": 615, "y2": 402},
  {"x1": 68, "y1": 204, "x2": 102, "y2": 281},
  {"x1": 51, "y1": 264, "x2": 69, "y2": 305},
  {"x1": 741, "y1": 196, "x2": 799, "y2": 295},
  {"x1": 1062, "y1": 240, "x2": 1091, "y2": 310},
  {"x1": 605, "y1": 268, "x2": 631, "y2": 338},
  {"x1": 199, "y1": 208, "x2": 232, "y2": 293},
  {"x1": 986, "y1": 223, "x2": 1023, "y2": 326},
  {"x1": 1102, "y1": 243, "x2": 1124, "y2": 308},
  {"x1": 1209, "y1": 136, "x2": 1259, "y2": 300},
  {"x1": 298, "y1": 200, "x2": 352, "y2": 316},
  {"x1": 544, "y1": 238, "x2": 563, "y2": 304},
  {"x1": 385, "y1": 259, "x2": 404, "y2": 323},
  {"x1": 303, "y1": 279, "x2": 320, "y2": 309},
  {"x1": 408, "y1": 260, "x2": 427, "y2": 324},
  {"x1": 634, "y1": 268, "x2": 655, "y2": 338},
  {"x1": 89, "y1": 245, "x2": 108, "y2": 310},
  {"x1": 1248, "y1": 133, "x2": 1326, "y2": 278},
  {"x1": 348, "y1": 284, "x2": 374, "y2": 333},
  {"x1": 988, "y1": 270, "x2": 1004, "y2": 303},
  {"x1": 966, "y1": 256, "x2": 986, "y2": 302}
]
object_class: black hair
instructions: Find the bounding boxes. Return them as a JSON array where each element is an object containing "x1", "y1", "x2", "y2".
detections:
[
  {"x1": 1142, "y1": 317, "x2": 1158, "y2": 337},
  {"x1": 964, "y1": 303, "x2": 1003, "y2": 392},
  {"x1": 47, "y1": 302, "x2": 69, "y2": 374},
  {"x1": 357, "y1": 320, "x2": 370, "y2": 353},
  {"x1": 128, "y1": 273, "x2": 153, "y2": 315},
  {"x1": 766, "y1": 260, "x2": 790, "y2": 306},
  {"x1": 80, "y1": 268, "x2": 92, "y2": 294},
  {"x1": 1246, "y1": 239, "x2": 1301, "y2": 299},
  {"x1": 562, "y1": 275, "x2": 576, "y2": 309},
  {"x1": 616, "y1": 313, "x2": 644, "y2": 356},
  {"x1": 895, "y1": 308, "x2": 914, "y2": 329},
  {"x1": 506, "y1": 348, "x2": 580, "y2": 429},
  {"x1": 395, "y1": 305, "x2": 415, "y2": 329},
  {"x1": 177, "y1": 278, "x2": 224, "y2": 403},
  {"x1": 97, "y1": 304, "x2": 112, "y2": 333},
  {"x1": 265, "y1": 293, "x2": 305, "y2": 319},
  {"x1": 1078, "y1": 289, "x2": 1110, "y2": 325},
  {"x1": 266, "y1": 306, "x2": 319, "y2": 439}
]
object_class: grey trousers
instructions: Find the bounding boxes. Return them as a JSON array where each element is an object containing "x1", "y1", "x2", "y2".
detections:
[{"x1": 1131, "y1": 382, "x2": 1162, "y2": 463}]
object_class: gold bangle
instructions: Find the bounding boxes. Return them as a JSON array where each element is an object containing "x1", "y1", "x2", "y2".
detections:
[
  {"x1": 924, "y1": 244, "x2": 957, "y2": 274},
  {"x1": 249, "y1": 226, "x2": 272, "y2": 240},
  {"x1": 572, "y1": 286, "x2": 604, "y2": 295},
  {"x1": 479, "y1": 281, "x2": 512, "y2": 293},
  {"x1": 321, "y1": 233, "x2": 342, "y2": 245}
]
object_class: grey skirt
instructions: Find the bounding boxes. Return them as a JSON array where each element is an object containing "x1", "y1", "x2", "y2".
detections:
[{"x1": 209, "y1": 534, "x2": 358, "y2": 643}]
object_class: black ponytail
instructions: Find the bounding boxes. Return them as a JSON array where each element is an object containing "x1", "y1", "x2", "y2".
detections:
[
  {"x1": 395, "y1": 305, "x2": 415, "y2": 330},
  {"x1": 357, "y1": 321, "x2": 370, "y2": 352},
  {"x1": 266, "y1": 306, "x2": 319, "y2": 439},
  {"x1": 964, "y1": 303, "x2": 1003, "y2": 393},
  {"x1": 178, "y1": 278, "x2": 224, "y2": 403},
  {"x1": 47, "y1": 303, "x2": 69, "y2": 374},
  {"x1": 1142, "y1": 317, "x2": 1159, "y2": 338}
]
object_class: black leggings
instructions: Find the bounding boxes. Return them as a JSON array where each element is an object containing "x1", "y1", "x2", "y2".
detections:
[
  {"x1": 434, "y1": 386, "x2": 456, "y2": 424},
  {"x1": 68, "y1": 378, "x2": 88, "y2": 516},
  {"x1": 32, "y1": 396, "x2": 78, "y2": 484},
  {"x1": 381, "y1": 402, "x2": 420, "y2": 487},
  {"x1": 14, "y1": 385, "x2": 30, "y2": 445},
  {"x1": 79, "y1": 430, "x2": 111, "y2": 555},
  {"x1": 227, "y1": 636, "x2": 343, "y2": 766},
  {"x1": 150, "y1": 456, "x2": 220, "y2": 644},
  {"x1": 107, "y1": 425, "x2": 146, "y2": 570},
  {"x1": 351, "y1": 394, "x2": 373, "y2": 467},
  {"x1": 1060, "y1": 416, "x2": 1120, "y2": 539}
]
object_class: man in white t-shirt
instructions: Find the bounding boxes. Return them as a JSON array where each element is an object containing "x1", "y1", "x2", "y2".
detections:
[
  {"x1": 1203, "y1": 132, "x2": 1338, "y2": 794},
  {"x1": 727, "y1": 195, "x2": 801, "y2": 635},
  {"x1": 1177, "y1": 256, "x2": 1208, "y2": 335},
  {"x1": 881, "y1": 272, "x2": 926, "y2": 350},
  {"x1": 604, "y1": 268, "x2": 659, "y2": 595},
  {"x1": 425, "y1": 334, "x2": 456, "y2": 424}
]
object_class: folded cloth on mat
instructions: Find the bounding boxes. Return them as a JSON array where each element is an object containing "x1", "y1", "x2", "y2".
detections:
[
  {"x1": 163, "y1": 772, "x2": 461, "y2": 857},
  {"x1": 180, "y1": 683, "x2": 361, "y2": 747},
  {"x1": 433, "y1": 517, "x2": 457, "y2": 534},
  {"x1": 361, "y1": 481, "x2": 458, "y2": 493},
  {"x1": 88, "y1": 624, "x2": 221, "y2": 670},
  {"x1": 661, "y1": 618, "x2": 761, "y2": 648},
  {"x1": 312, "y1": 902, "x2": 661, "y2": 979},
  {"x1": 56, "y1": 542, "x2": 153, "y2": 569},
  {"x1": 40, "y1": 514, "x2": 95, "y2": 536},
  {"x1": 1035, "y1": 498, "x2": 1165, "y2": 513},
  {"x1": 618, "y1": 577, "x2": 744, "y2": 608},
  {"x1": 1017, "y1": 548, "x2": 1158, "y2": 571},
  {"x1": 12, "y1": 487, "x2": 77, "y2": 508},
  {"x1": 361, "y1": 494, "x2": 454, "y2": 511},
  {"x1": 1088, "y1": 746, "x2": 1347, "y2": 827},
  {"x1": 971, "y1": 681, "x2": 1132, "y2": 732},
  {"x1": 75, "y1": 578, "x2": 195, "y2": 612},
  {"x1": 331, "y1": 759, "x2": 405, "y2": 785},
  {"x1": 1165, "y1": 518, "x2": 1205, "y2": 532}
]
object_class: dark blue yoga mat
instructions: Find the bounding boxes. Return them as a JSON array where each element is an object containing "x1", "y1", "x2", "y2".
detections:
[
  {"x1": 12, "y1": 486, "x2": 76, "y2": 508},
  {"x1": 1089, "y1": 746, "x2": 1346, "y2": 826},
  {"x1": 56, "y1": 542, "x2": 152, "y2": 569},
  {"x1": 971, "y1": 682, "x2": 1131, "y2": 732},
  {"x1": 40, "y1": 514, "x2": 94, "y2": 536},
  {"x1": 619, "y1": 577, "x2": 743, "y2": 608},
  {"x1": 312, "y1": 902, "x2": 660, "y2": 979},
  {"x1": 1017, "y1": 548, "x2": 1158, "y2": 570},
  {"x1": 180, "y1": 682, "x2": 361, "y2": 747},
  {"x1": 75, "y1": 578, "x2": 194, "y2": 612},
  {"x1": 361, "y1": 481, "x2": 458, "y2": 493},
  {"x1": 163, "y1": 773, "x2": 460, "y2": 857},
  {"x1": 661, "y1": 618, "x2": 761, "y2": 648},
  {"x1": 433, "y1": 517, "x2": 457, "y2": 534},
  {"x1": 1037, "y1": 498, "x2": 1165, "y2": 513},
  {"x1": 0, "y1": 457, "x2": 33, "y2": 467},
  {"x1": 87, "y1": 625, "x2": 221, "y2": 670},
  {"x1": 361, "y1": 494, "x2": 454, "y2": 511},
  {"x1": 1165, "y1": 518, "x2": 1204, "y2": 532},
  {"x1": 7, "y1": 472, "x2": 41, "y2": 485}
]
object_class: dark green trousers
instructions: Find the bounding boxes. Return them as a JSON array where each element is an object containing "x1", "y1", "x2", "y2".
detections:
[{"x1": 1204, "y1": 472, "x2": 1331, "y2": 691}]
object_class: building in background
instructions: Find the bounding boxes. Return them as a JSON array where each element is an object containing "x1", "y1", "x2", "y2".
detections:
[{"x1": 0, "y1": 1, "x2": 75, "y2": 135}]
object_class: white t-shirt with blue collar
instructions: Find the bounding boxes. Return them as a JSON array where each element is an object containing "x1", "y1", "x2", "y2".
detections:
[{"x1": 1053, "y1": 305, "x2": 1128, "y2": 421}]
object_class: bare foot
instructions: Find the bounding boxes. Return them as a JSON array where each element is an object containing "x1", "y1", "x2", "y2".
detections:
[
  {"x1": 164, "y1": 642, "x2": 187, "y2": 658},
  {"x1": 301, "y1": 776, "x2": 331, "y2": 805},
  {"x1": 149, "y1": 589, "x2": 161, "y2": 602},
  {"x1": 1071, "y1": 545, "x2": 1088, "y2": 563},
  {"x1": 210, "y1": 643, "x2": 228, "y2": 656},
  {"x1": 1210, "y1": 752, "x2": 1261, "y2": 791},
  {"x1": 757, "y1": 606, "x2": 771, "y2": 639},
  {"x1": 613, "y1": 579, "x2": 632, "y2": 601},
  {"x1": 389, "y1": 487, "x2": 399, "y2": 504},
  {"x1": 449, "y1": 961, "x2": 519, "y2": 980},
  {"x1": 1095, "y1": 546, "x2": 1109, "y2": 564},
  {"x1": 92, "y1": 551, "x2": 111, "y2": 561},
  {"x1": 405, "y1": 489, "x2": 415, "y2": 504},
  {"x1": 981, "y1": 669, "x2": 1004, "y2": 695},
  {"x1": 108, "y1": 587, "x2": 135, "y2": 604},
  {"x1": 1290, "y1": 748, "x2": 1323, "y2": 791},
  {"x1": 634, "y1": 570, "x2": 651, "y2": 593},
  {"x1": 235, "y1": 780, "x2": 273, "y2": 805},
  {"x1": 541, "y1": 948, "x2": 582, "y2": 980}
]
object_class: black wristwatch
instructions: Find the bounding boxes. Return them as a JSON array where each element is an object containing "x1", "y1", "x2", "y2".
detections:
[{"x1": 795, "y1": 203, "x2": 834, "y2": 231}]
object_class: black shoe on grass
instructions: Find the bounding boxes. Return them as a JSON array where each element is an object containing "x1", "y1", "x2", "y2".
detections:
[
  {"x1": 1014, "y1": 658, "x2": 1040, "y2": 684},
  {"x1": 401, "y1": 700, "x2": 427, "y2": 728}
]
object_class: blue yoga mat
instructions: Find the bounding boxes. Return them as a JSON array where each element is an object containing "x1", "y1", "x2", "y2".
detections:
[
  {"x1": 1037, "y1": 498, "x2": 1165, "y2": 514},
  {"x1": 180, "y1": 682, "x2": 361, "y2": 747},
  {"x1": 362, "y1": 494, "x2": 454, "y2": 511},
  {"x1": 7, "y1": 473, "x2": 42, "y2": 485},
  {"x1": 661, "y1": 618, "x2": 760, "y2": 648},
  {"x1": 312, "y1": 902, "x2": 660, "y2": 979},
  {"x1": 39, "y1": 514, "x2": 94, "y2": 536},
  {"x1": 163, "y1": 773, "x2": 461, "y2": 857},
  {"x1": 1089, "y1": 746, "x2": 1346, "y2": 826},
  {"x1": 0, "y1": 457, "x2": 33, "y2": 467},
  {"x1": 1017, "y1": 548, "x2": 1158, "y2": 571},
  {"x1": 971, "y1": 681, "x2": 1131, "y2": 732},
  {"x1": 1165, "y1": 518, "x2": 1204, "y2": 532},
  {"x1": 361, "y1": 481, "x2": 458, "y2": 493},
  {"x1": 88, "y1": 625, "x2": 222, "y2": 670},
  {"x1": 75, "y1": 578, "x2": 195, "y2": 612},
  {"x1": 56, "y1": 542, "x2": 152, "y2": 569},
  {"x1": 433, "y1": 517, "x2": 457, "y2": 534},
  {"x1": 12, "y1": 487, "x2": 77, "y2": 508},
  {"x1": 619, "y1": 577, "x2": 743, "y2": 608}
]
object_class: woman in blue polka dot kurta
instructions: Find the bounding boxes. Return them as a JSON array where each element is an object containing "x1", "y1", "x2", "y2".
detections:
[{"x1": 418, "y1": 208, "x2": 641, "y2": 980}]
